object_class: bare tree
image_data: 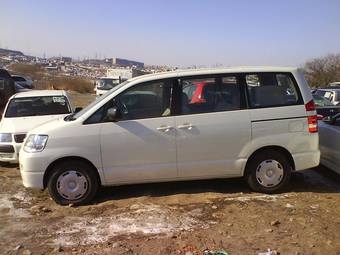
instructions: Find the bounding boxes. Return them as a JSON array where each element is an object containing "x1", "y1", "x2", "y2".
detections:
[{"x1": 303, "y1": 54, "x2": 340, "y2": 88}]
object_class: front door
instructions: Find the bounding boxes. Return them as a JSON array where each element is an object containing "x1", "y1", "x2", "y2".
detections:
[
  {"x1": 175, "y1": 75, "x2": 251, "y2": 178},
  {"x1": 99, "y1": 79, "x2": 177, "y2": 184}
]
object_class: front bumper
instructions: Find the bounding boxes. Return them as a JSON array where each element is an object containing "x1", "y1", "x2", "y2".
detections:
[
  {"x1": 96, "y1": 89, "x2": 109, "y2": 96},
  {"x1": 20, "y1": 170, "x2": 44, "y2": 189},
  {"x1": 0, "y1": 142, "x2": 21, "y2": 163},
  {"x1": 19, "y1": 149, "x2": 51, "y2": 189}
]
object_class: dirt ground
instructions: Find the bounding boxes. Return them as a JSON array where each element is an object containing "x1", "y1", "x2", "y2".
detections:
[{"x1": 1, "y1": 164, "x2": 339, "y2": 255}]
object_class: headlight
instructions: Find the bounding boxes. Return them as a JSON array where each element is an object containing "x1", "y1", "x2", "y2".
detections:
[
  {"x1": 23, "y1": 135, "x2": 48, "y2": 153},
  {"x1": 0, "y1": 133, "x2": 12, "y2": 142}
]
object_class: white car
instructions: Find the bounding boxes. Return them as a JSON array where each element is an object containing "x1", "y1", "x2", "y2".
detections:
[
  {"x1": 319, "y1": 113, "x2": 340, "y2": 174},
  {"x1": 95, "y1": 77, "x2": 123, "y2": 96},
  {"x1": 0, "y1": 90, "x2": 73, "y2": 163},
  {"x1": 19, "y1": 67, "x2": 320, "y2": 205}
]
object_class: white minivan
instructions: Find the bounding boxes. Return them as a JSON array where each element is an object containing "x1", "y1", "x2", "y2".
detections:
[{"x1": 19, "y1": 67, "x2": 320, "y2": 205}]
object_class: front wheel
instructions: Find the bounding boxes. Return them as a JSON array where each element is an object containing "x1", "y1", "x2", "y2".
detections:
[
  {"x1": 47, "y1": 160, "x2": 99, "y2": 205},
  {"x1": 245, "y1": 150, "x2": 292, "y2": 193}
]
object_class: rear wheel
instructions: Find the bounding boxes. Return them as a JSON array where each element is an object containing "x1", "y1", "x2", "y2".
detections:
[
  {"x1": 47, "y1": 160, "x2": 99, "y2": 205},
  {"x1": 245, "y1": 150, "x2": 292, "y2": 193}
]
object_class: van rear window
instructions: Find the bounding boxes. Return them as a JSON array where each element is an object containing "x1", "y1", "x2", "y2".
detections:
[{"x1": 245, "y1": 73, "x2": 302, "y2": 108}]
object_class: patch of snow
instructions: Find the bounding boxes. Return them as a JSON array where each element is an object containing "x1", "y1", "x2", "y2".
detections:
[
  {"x1": 54, "y1": 204, "x2": 212, "y2": 246},
  {"x1": 224, "y1": 194, "x2": 291, "y2": 202},
  {"x1": 0, "y1": 193, "x2": 30, "y2": 218},
  {"x1": 12, "y1": 191, "x2": 32, "y2": 203}
]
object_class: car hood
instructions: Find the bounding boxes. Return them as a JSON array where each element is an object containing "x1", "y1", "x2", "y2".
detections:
[
  {"x1": 0, "y1": 114, "x2": 67, "y2": 133},
  {"x1": 28, "y1": 115, "x2": 74, "y2": 135}
]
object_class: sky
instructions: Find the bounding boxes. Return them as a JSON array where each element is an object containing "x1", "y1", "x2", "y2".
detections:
[{"x1": 1, "y1": 0, "x2": 340, "y2": 67}]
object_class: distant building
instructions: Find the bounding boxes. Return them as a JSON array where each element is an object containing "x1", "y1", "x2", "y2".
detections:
[
  {"x1": 61, "y1": 57, "x2": 72, "y2": 63},
  {"x1": 104, "y1": 58, "x2": 113, "y2": 64},
  {"x1": 114, "y1": 58, "x2": 144, "y2": 69}
]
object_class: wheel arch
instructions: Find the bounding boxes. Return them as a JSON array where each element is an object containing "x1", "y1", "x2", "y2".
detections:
[
  {"x1": 243, "y1": 145, "x2": 295, "y2": 176},
  {"x1": 43, "y1": 156, "x2": 102, "y2": 189}
]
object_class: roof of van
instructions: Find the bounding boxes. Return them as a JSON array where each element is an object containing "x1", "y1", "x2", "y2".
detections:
[
  {"x1": 128, "y1": 66, "x2": 299, "y2": 83},
  {"x1": 12, "y1": 90, "x2": 67, "y2": 98}
]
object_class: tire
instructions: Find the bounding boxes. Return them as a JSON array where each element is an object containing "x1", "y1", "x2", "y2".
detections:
[
  {"x1": 47, "y1": 160, "x2": 99, "y2": 205},
  {"x1": 245, "y1": 150, "x2": 292, "y2": 194}
]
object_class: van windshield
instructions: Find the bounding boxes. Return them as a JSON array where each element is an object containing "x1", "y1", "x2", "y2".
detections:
[
  {"x1": 96, "y1": 78, "x2": 120, "y2": 90},
  {"x1": 70, "y1": 80, "x2": 129, "y2": 120},
  {"x1": 5, "y1": 96, "x2": 71, "y2": 117},
  {"x1": 313, "y1": 94, "x2": 334, "y2": 106}
]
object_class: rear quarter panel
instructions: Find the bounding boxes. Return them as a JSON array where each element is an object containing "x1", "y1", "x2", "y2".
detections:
[
  {"x1": 241, "y1": 105, "x2": 317, "y2": 157},
  {"x1": 240, "y1": 71, "x2": 319, "y2": 172}
]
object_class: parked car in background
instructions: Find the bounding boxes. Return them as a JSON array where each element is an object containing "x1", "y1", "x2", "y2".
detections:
[
  {"x1": 0, "y1": 69, "x2": 16, "y2": 115},
  {"x1": 0, "y1": 90, "x2": 73, "y2": 163},
  {"x1": 313, "y1": 94, "x2": 340, "y2": 118},
  {"x1": 183, "y1": 80, "x2": 216, "y2": 104},
  {"x1": 94, "y1": 77, "x2": 123, "y2": 96},
  {"x1": 319, "y1": 113, "x2": 340, "y2": 174},
  {"x1": 12, "y1": 75, "x2": 34, "y2": 89},
  {"x1": 314, "y1": 88, "x2": 340, "y2": 105},
  {"x1": 95, "y1": 69, "x2": 149, "y2": 96},
  {"x1": 329, "y1": 82, "x2": 340, "y2": 88},
  {"x1": 19, "y1": 67, "x2": 320, "y2": 205}
]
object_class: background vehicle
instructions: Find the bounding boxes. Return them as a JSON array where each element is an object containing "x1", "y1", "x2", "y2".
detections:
[
  {"x1": 95, "y1": 69, "x2": 133, "y2": 96},
  {"x1": 0, "y1": 69, "x2": 16, "y2": 115},
  {"x1": 11, "y1": 75, "x2": 34, "y2": 89},
  {"x1": 0, "y1": 90, "x2": 73, "y2": 163},
  {"x1": 314, "y1": 88, "x2": 340, "y2": 105},
  {"x1": 94, "y1": 77, "x2": 123, "y2": 96},
  {"x1": 19, "y1": 67, "x2": 320, "y2": 205},
  {"x1": 313, "y1": 94, "x2": 340, "y2": 118},
  {"x1": 329, "y1": 82, "x2": 340, "y2": 88},
  {"x1": 95, "y1": 69, "x2": 149, "y2": 96},
  {"x1": 183, "y1": 81, "x2": 215, "y2": 104},
  {"x1": 319, "y1": 113, "x2": 340, "y2": 174}
]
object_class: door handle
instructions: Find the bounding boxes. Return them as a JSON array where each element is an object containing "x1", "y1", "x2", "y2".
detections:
[
  {"x1": 177, "y1": 123, "x2": 193, "y2": 130},
  {"x1": 157, "y1": 125, "x2": 173, "y2": 132}
]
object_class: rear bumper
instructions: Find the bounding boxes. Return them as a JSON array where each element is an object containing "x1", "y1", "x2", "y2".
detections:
[
  {"x1": 96, "y1": 89, "x2": 109, "y2": 96},
  {"x1": 293, "y1": 150, "x2": 320, "y2": 171}
]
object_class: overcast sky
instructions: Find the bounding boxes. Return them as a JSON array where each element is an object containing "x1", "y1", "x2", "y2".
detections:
[{"x1": 1, "y1": 0, "x2": 340, "y2": 67}]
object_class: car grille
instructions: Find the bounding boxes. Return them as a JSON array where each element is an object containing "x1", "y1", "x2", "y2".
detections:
[
  {"x1": 14, "y1": 134, "x2": 26, "y2": 143},
  {"x1": 0, "y1": 145, "x2": 14, "y2": 153}
]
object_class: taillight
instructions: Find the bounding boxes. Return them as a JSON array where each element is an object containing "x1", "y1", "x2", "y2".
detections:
[
  {"x1": 305, "y1": 100, "x2": 317, "y2": 133},
  {"x1": 308, "y1": 115, "x2": 318, "y2": 133},
  {"x1": 305, "y1": 100, "x2": 315, "y2": 111}
]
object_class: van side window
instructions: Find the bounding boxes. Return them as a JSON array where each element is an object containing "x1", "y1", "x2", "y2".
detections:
[
  {"x1": 116, "y1": 80, "x2": 172, "y2": 120},
  {"x1": 246, "y1": 73, "x2": 300, "y2": 108},
  {"x1": 180, "y1": 76, "x2": 241, "y2": 115},
  {"x1": 85, "y1": 80, "x2": 173, "y2": 124}
]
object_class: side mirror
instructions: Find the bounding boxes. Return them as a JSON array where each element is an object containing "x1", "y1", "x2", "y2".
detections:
[
  {"x1": 106, "y1": 107, "x2": 120, "y2": 122},
  {"x1": 74, "y1": 107, "x2": 82, "y2": 113}
]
